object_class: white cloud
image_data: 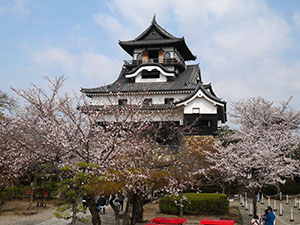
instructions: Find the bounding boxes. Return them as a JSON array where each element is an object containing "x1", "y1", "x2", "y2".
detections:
[
  {"x1": 10, "y1": 0, "x2": 31, "y2": 16},
  {"x1": 26, "y1": 46, "x2": 120, "y2": 86},
  {"x1": 105, "y1": 0, "x2": 171, "y2": 29},
  {"x1": 80, "y1": 52, "x2": 121, "y2": 84},
  {"x1": 94, "y1": 13, "x2": 133, "y2": 40},
  {"x1": 29, "y1": 47, "x2": 77, "y2": 74},
  {"x1": 94, "y1": 0, "x2": 300, "y2": 111},
  {"x1": 0, "y1": 5, "x2": 8, "y2": 15},
  {"x1": 293, "y1": 11, "x2": 300, "y2": 30},
  {"x1": 0, "y1": 0, "x2": 31, "y2": 18}
]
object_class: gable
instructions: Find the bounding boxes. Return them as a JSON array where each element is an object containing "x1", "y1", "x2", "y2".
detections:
[{"x1": 143, "y1": 27, "x2": 165, "y2": 40}]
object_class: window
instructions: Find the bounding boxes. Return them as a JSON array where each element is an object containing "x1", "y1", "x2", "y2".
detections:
[
  {"x1": 137, "y1": 53, "x2": 142, "y2": 61},
  {"x1": 143, "y1": 98, "x2": 152, "y2": 105},
  {"x1": 199, "y1": 120, "x2": 211, "y2": 127},
  {"x1": 141, "y1": 69, "x2": 160, "y2": 79},
  {"x1": 148, "y1": 50, "x2": 158, "y2": 59},
  {"x1": 164, "y1": 98, "x2": 174, "y2": 104},
  {"x1": 192, "y1": 108, "x2": 200, "y2": 114},
  {"x1": 118, "y1": 99, "x2": 127, "y2": 105},
  {"x1": 164, "y1": 52, "x2": 171, "y2": 59}
]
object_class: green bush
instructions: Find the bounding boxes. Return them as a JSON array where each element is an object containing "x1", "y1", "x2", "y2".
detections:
[
  {"x1": 280, "y1": 181, "x2": 300, "y2": 195},
  {"x1": 262, "y1": 185, "x2": 277, "y2": 196},
  {"x1": 159, "y1": 193, "x2": 229, "y2": 215},
  {"x1": 1, "y1": 187, "x2": 23, "y2": 200},
  {"x1": 262, "y1": 180, "x2": 300, "y2": 195},
  {"x1": 200, "y1": 186, "x2": 222, "y2": 193}
]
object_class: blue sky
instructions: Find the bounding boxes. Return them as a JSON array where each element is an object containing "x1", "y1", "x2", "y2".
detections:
[{"x1": 1, "y1": 0, "x2": 300, "y2": 116}]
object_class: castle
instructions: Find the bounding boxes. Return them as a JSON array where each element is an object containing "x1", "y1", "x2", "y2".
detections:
[{"x1": 81, "y1": 16, "x2": 226, "y2": 135}]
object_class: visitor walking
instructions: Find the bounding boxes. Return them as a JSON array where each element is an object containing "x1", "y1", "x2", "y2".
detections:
[
  {"x1": 96, "y1": 194, "x2": 107, "y2": 214},
  {"x1": 118, "y1": 191, "x2": 124, "y2": 211}
]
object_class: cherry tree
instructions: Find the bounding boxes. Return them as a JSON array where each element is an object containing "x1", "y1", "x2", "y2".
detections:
[
  {"x1": 104, "y1": 133, "x2": 194, "y2": 225},
  {"x1": 1, "y1": 76, "x2": 196, "y2": 225},
  {"x1": 205, "y1": 97, "x2": 300, "y2": 217}
]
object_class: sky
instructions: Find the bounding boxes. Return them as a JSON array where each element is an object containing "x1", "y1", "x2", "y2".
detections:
[{"x1": 1, "y1": 0, "x2": 300, "y2": 119}]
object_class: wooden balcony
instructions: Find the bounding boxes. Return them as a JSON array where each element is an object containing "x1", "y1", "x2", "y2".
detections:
[{"x1": 123, "y1": 58, "x2": 185, "y2": 69}]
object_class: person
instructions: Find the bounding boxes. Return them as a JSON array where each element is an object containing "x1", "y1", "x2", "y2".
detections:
[
  {"x1": 118, "y1": 191, "x2": 124, "y2": 211},
  {"x1": 96, "y1": 195, "x2": 107, "y2": 214},
  {"x1": 251, "y1": 215, "x2": 260, "y2": 225},
  {"x1": 260, "y1": 209, "x2": 268, "y2": 224},
  {"x1": 82, "y1": 197, "x2": 88, "y2": 209},
  {"x1": 262, "y1": 207, "x2": 275, "y2": 225}
]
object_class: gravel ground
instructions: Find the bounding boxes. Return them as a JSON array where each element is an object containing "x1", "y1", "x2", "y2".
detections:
[
  {"x1": 0, "y1": 199, "x2": 242, "y2": 225},
  {"x1": 0, "y1": 200, "x2": 58, "y2": 225}
]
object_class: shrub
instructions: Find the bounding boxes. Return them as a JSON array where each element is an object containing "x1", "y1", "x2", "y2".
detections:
[
  {"x1": 262, "y1": 185, "x2": 277, "y2": 196},
  {"x1": 280, "y1": 180, "x2": 300, "y2": 195},
  {"x1": 200, "y1": 186, "x2": 222, "y2": 193},
  {"x1": 262, "y1": 180, "x2": 300, "y2": 196},
  {"x1": 159, "y1": 193, "x2": 229, "y2": 215}
]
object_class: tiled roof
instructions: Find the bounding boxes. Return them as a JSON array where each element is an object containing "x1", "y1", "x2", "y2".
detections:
[
  {"x1": 118, "y1": 17, "x2": 196, "y2": 61},
  {"x1": 81, "y1": 64, "x2": 225, "y2": 104},
  {"x1": 81, "y1": 64, "x2": 200, "y2": 94}
]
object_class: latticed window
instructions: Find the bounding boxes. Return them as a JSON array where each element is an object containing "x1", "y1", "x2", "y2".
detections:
[
  {"x1": 143, "y1": 98, "x2": 152, "y2": 105},
  {"x1": 141, "y1": 69, "x2": 160, "y2": 79},
  {"x1": 164, "y1": 98, "x2": 174, "y2": 104},
  {"x1": 118, "y1": 99, "x2": 127, "y2": 105}
]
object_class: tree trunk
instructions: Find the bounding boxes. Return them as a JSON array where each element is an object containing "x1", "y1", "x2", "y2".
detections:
[
  {"x1": 131, "y1": 193, "x2": 144, "y2": 225},
  {"x1": 221, "y1": 185, "x2": 226, "y2": 194},
  {"x1": 109, "y1": 193, "x2": 132, "y2": 225},
  {"x1": 70, "y1": 200, "x2": 78, "y2": 225},
  {"x1": 227, "y1": 183, "x2": 232, "y2": 199},
  {"x1": 86, "y1": 195, "x2": 101, "y2": 225},
  {"x1": 252, "y1": 191, "x2": 257, "y2": 218},
  {"x1": 27, "y1": 180, "x2": 35, "y2": 210},
  {"x1": 122, "y1": 200, "x2": 131, "y2": 225},
  {"x1": 179, "y1": 196, "x2": 183, "y2": 217},
  {"x1": 109, "y1": 194, "x2": 121, "y2": 225}
]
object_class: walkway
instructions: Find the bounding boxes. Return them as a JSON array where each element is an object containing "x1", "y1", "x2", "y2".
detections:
[{"x1": 236, "y1": 195, "x2": 300, "y2": 225}]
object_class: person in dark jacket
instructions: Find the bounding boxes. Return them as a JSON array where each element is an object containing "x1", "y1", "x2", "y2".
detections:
[
  {"x1": 118, "y1": 192, "x2": 124, "y2": 211},
  {"x1": 262, "y1": 207, "x2": 275, "y2": 225},
  {"x1": 96, "y1": 195, "x2": 107, "y2": 214}
]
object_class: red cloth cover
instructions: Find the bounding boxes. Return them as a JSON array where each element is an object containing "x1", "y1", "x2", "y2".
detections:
[
  {"x1": 151, "y1": 217, "x2": 187, "y2": 224},
  {"x1": 199, "y1": 219, "x2": 236, "y2": 225}
]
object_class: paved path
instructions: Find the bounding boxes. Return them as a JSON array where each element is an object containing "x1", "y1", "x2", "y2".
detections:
[
  {"x1": 34, "y1": 204, "x2": 117, "y2": 225},
  {"x1": 236, "y1": 197, "x2": 300, "y2": 225},
  {"x1": 31, "y1": 197, "x2": 300, "y2": 225}
]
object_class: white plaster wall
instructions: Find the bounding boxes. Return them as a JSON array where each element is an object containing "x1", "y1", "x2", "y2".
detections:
[
  {"x1": 165, "y1": 66, "x2": 175, "y2": 71},
  {"x1": 133, "y1": 48, "x2": 145, "y2": 59},
  {"x1": 91, "y1": 93, "x2": 188, "y2": 106},
  {"x1": 183, "y1": 97, "x2": 217, "y2": 114},
  {"x1": 126, "y1": 65, "x2": 174, "y2": 78},
  {"x1": 96, "y1": 108, "x2": 184, "y2": 123},
  {"x1": 135, "y1": 73, "x2": 167, "y2": 83},
  {"x1": 162, "y1": 47, "x2": 174, "y2": 57}
]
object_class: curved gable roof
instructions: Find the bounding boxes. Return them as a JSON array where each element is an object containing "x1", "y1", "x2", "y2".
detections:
[
  {"x1": 134, "y1": 16, "x2": 177, "y2": 41},
  {"x1": 119, "y1": 16, "x2": 196, "y2": 61}
]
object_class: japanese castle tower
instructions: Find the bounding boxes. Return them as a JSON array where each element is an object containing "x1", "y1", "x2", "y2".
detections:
[{"x1": 81, "y1": 16, "x2": 226, "y2": 135}]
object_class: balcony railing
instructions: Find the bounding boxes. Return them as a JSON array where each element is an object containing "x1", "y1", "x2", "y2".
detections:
[{"x1": 123, "y1": 58, "x2": 184, "y2": 67}]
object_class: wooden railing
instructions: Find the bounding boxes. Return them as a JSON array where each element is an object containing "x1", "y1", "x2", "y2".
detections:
[{"x1": 124, "y1": 58, "x2": 184, "y2": 66}]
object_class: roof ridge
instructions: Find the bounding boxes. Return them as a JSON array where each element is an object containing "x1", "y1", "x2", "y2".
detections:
[{"x1": 134, "y1": 17, "x2": 177, "y2": 41}]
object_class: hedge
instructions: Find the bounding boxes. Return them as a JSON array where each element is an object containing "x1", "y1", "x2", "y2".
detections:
[
  {"x1": 280, "y1": 181, "x2": 300, "y2": 195},
  {"x1": 159, "y1": 193, "x2": 229, "y2": 215},
  {"x1": 263, "y1": 180, "x2": 300, "y2": 195}
]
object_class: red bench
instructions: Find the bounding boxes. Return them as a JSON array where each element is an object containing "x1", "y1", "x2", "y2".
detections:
[
  {"x1": 199, "y1": 219, "x2": 236, "y2": 225},
  {"x1": 146, "y1": 224, "x2": 170, "y2": 225},
  {"x1": 150, "y1": 217, "x2": 187, "y2": 224}
]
